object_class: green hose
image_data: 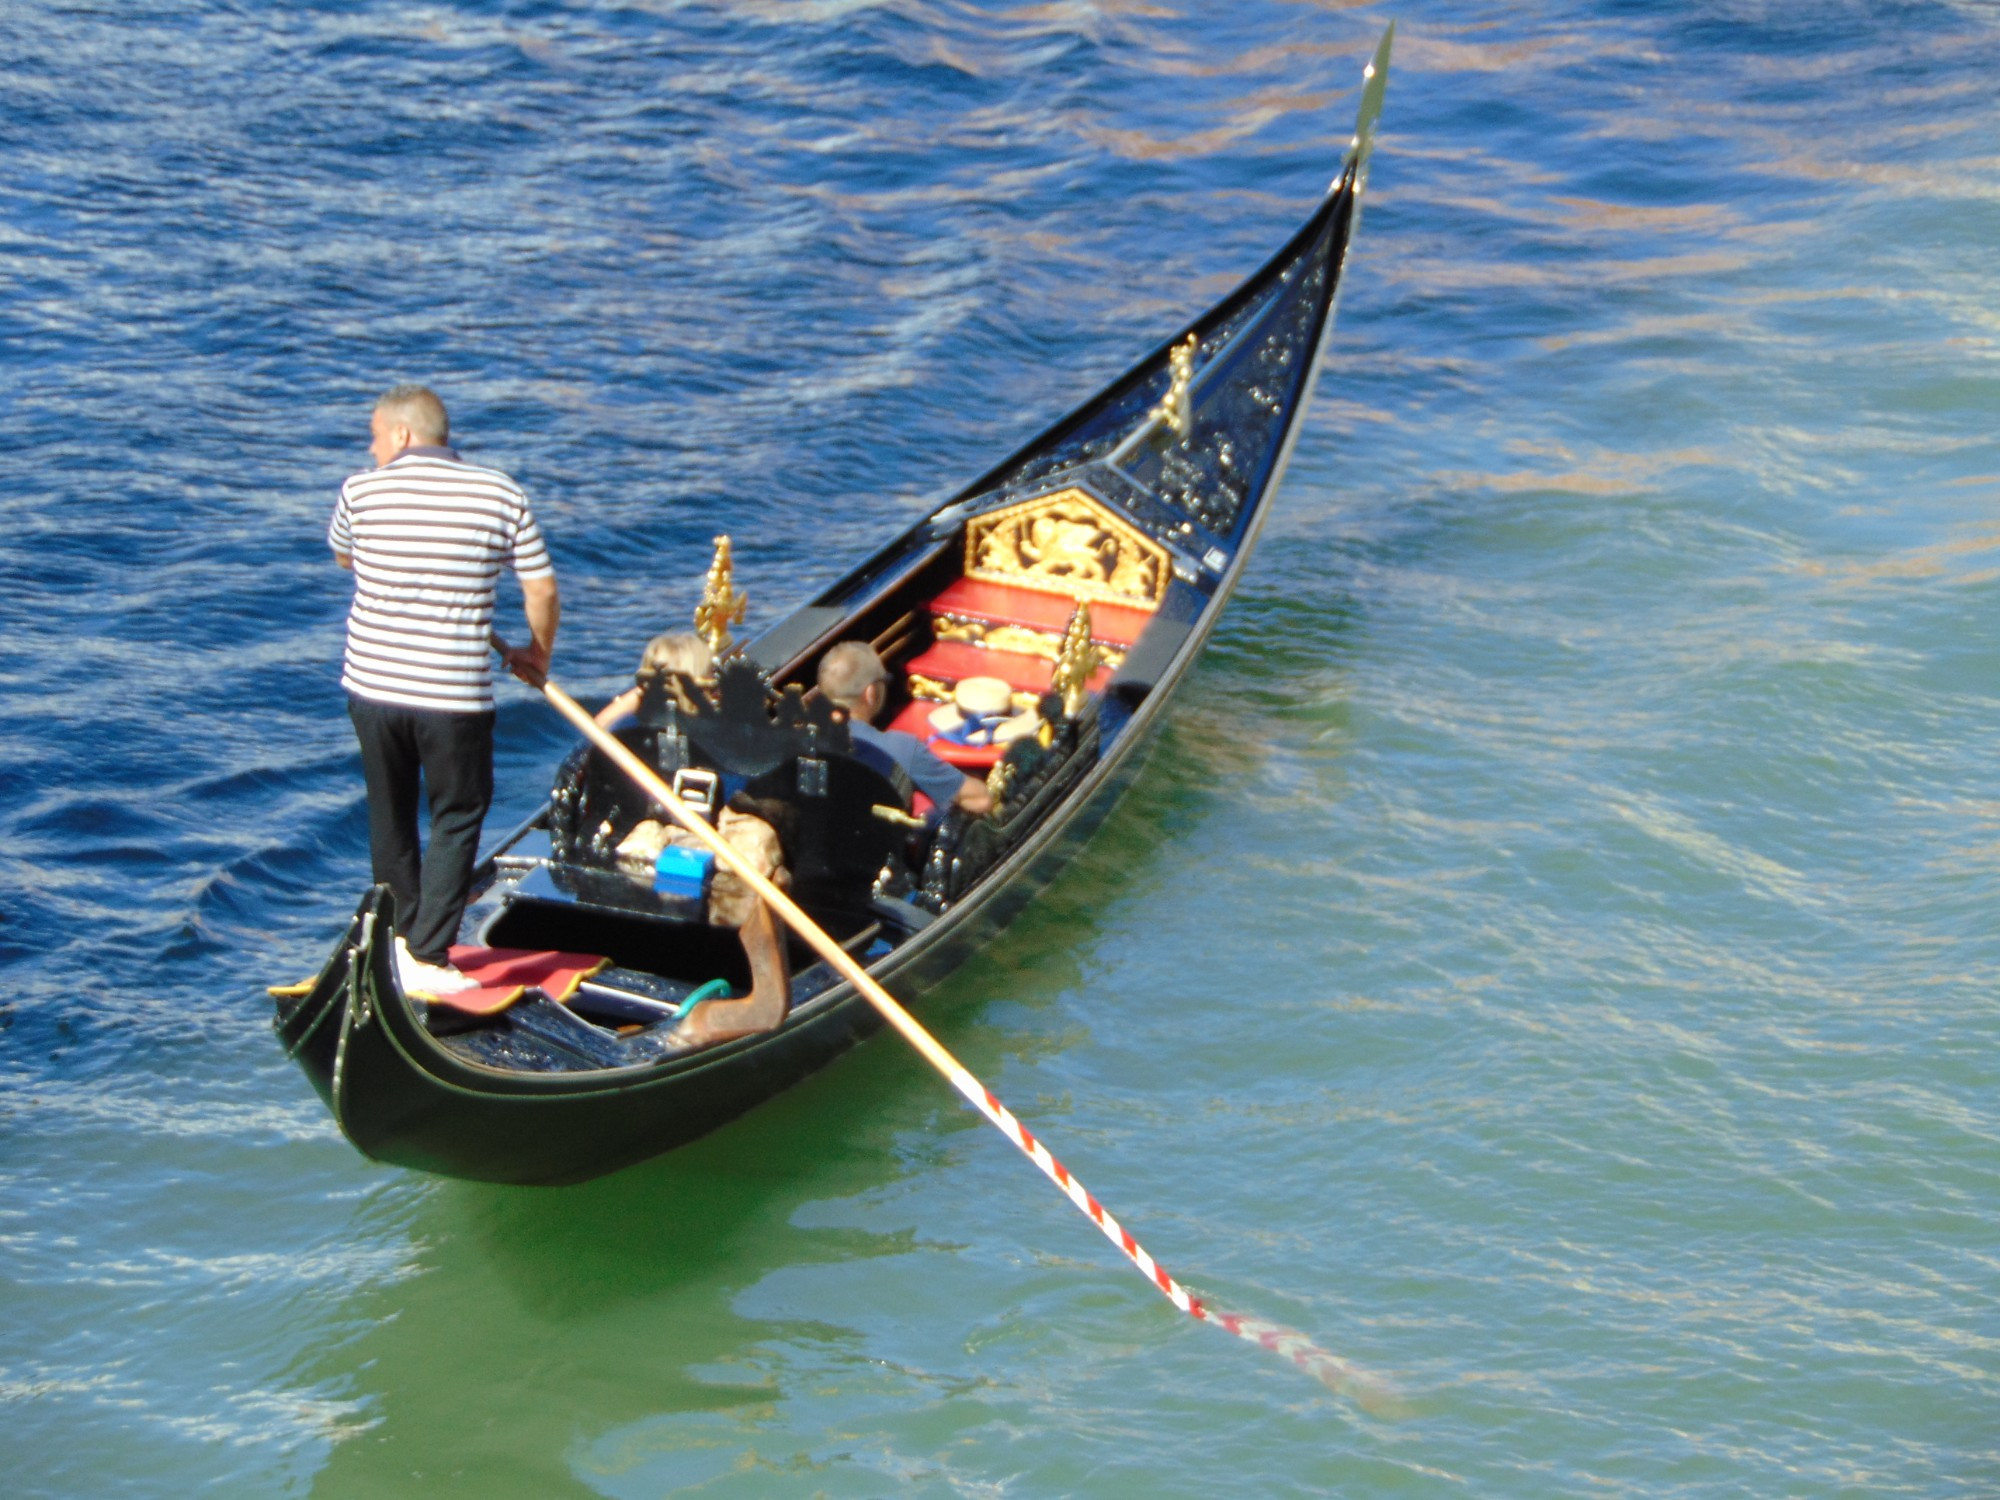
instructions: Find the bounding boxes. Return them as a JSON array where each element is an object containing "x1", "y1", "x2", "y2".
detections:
[{"x1": 671, "y1": 977, "x2": 734, "y2": 1020}]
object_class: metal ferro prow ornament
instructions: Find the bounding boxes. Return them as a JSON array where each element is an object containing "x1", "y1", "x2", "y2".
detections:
[
  {"x1": 1050, "y1": 602, "x2": 1102, "y2": 720},
  {"x1": 694, "y1": 535, "x2": 749, "y2": 658}
]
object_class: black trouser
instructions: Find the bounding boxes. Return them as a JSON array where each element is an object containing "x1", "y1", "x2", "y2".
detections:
[{"x1": 347, "y1": 695, "x2": 495, "y2": 966}]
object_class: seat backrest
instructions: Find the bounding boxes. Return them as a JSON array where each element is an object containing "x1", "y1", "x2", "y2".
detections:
[
  {"x1": 739, "y1": 751, "x2": 911, "y2": 915},
  {"x1": 547, "y1": 724, "x2": 690, "y2": 867}
]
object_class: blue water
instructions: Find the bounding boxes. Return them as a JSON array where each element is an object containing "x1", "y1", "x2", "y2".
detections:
[{"x1": 4, "y1": 2, "x2": 1998, "y2": 1495}]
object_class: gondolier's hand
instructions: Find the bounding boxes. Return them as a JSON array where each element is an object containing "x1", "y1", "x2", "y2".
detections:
[
  {"x1": 507, "y1": 639, "x2": 552, "y2": 685},
  {"x1": 491, "y1": 632, "x2": 550, "y2": 689}
]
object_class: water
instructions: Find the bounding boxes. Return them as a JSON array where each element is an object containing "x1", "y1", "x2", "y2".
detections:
[{"x1": 4, "y1": 1, "x2": 1998, "y2": 1494}]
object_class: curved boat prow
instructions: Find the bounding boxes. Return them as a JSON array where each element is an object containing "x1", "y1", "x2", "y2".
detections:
[{"x1": 1345, "y1": 23, "x2": 1394, "y2": 200}]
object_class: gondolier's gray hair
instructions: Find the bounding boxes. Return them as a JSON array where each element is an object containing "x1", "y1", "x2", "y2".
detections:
[
  {"x1": 374, "y1": 383, "x2": 449, "y2": 443},
  {"x1": 817, "y1": 641, "x2": 889, "y2": 709}
]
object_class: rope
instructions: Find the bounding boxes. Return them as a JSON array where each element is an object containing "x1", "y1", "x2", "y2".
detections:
[{"x1": 670, "y1": 977, "x2": 734, "y2": 1020}]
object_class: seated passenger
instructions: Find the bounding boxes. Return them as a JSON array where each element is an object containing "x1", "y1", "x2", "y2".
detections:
[
  {"x1": 816, "y1": 641, "x2": 993, "y2": 817},
  {"x1": 619, "y1": 796, "x2": 795, "y2": 1049},
  {"x1": 595, "y1": 631, "x2": 714, "y2": 728},
  {"x1": 670, "y1": 797, "x2": 794, "y2": 1048}
]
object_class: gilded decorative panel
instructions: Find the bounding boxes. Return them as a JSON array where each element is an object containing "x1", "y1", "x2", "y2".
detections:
[{"x1": 963, "y1": 487, "x2": 1170, "y2": 609}]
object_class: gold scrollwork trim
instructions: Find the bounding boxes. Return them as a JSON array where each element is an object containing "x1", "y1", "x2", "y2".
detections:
[
  {"x1": 932, "y1": 617, "x2": 1052, "y2": 657},
  {"x1": 933, "y1": 615, "x2": 1128, "y2": 670}
]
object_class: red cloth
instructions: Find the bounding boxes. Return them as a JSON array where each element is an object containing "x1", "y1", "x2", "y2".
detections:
[
  {"x1": 886, "y1": 701, "x2": 1005, "y2": 768},
  {"x1": 927, "y1": 577, "x2": 1153, "y2": 646},
  {"x1": 417, "y1": 945, "x2": 609, "y2": 1016},
  {"x1": 883, "y1": 577, "x2": 1135, "y2": 768}
]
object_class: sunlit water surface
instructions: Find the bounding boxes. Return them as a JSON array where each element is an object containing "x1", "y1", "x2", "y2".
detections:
[{"x1": 3, "y1": 2, "x2": 1997, "y2": 1495}]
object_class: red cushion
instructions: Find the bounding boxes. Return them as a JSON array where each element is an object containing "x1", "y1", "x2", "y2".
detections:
[
  {"x1": 927, "y1": 577, "x2": 1152, "y2": 647},
  {"x1": 934, "y1": 742, "x2": 1003, "y2": 770},
  {"x1": 886, "y1": 701, "x2": 1005, "y2": 769}
]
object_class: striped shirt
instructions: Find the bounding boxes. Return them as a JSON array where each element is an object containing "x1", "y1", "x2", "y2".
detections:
[{"x1": 329, "y1": 446, "x2": 553, "y2": 712}]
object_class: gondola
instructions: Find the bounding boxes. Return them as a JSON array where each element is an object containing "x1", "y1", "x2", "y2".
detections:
[{"x1": 272, "y1": 33, "x2": 1390, "y2": 1186}]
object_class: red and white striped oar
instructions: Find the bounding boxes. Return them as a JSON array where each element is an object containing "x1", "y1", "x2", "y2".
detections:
[
  {"x1": 951, "y1": 1070, "x2": 1387, "y2": 1403},
  {"x1": 517, "y1": 658, "x2": 1391, "y2": 1405}
]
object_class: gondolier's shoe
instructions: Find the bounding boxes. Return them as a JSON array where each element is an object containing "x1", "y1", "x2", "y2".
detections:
[{"x1": 395, "y1": 936, "x2": 478, "y2": 998}]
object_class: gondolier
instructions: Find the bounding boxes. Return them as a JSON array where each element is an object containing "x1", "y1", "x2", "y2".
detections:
[{"x1": 329, "y1": 383, "x2": 561, "y2": 998}]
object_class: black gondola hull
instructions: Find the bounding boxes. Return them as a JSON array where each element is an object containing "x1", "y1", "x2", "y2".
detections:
[
  {"x1": 274, "y1": 36, "x2": 1389, "y2": 1183},
  {"x1": 277, "y1": 690, "x2": 1166, "y2": 1184}
]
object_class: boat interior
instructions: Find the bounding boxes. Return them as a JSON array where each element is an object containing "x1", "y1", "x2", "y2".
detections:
[
  {"x1": 406, "y1": 211, "x2": 1345, "y2": 1071},
  {"x1": 433, "y1": 479, "x2": 1191, "y2": 1073}
]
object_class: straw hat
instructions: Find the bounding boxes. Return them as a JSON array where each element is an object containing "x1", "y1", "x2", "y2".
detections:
[
  {"x1": 952, "y1": 676, "x2": 1014, "y2": 717},
  {"x1": 993, "y1": 709, "x2": 1041, "y2": 744}
]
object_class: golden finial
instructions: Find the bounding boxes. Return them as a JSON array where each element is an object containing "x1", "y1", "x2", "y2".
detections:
[
  {"x1": 1148, "y1": 332, "x2": 1198, "y2": 440},
  {"x1": 693, "y1": 535, "x2": 748, "y2": 658},
  {"x1": 986, "y1": 757, "x2": 1017, "y2": 816},
  {"x1": 1050, "y1": 602, "x2": 1103, "y2": 719}
]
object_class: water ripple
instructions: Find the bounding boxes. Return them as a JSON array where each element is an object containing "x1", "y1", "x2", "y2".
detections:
[{"x1": 5, "y1": 0, "x2": 2000, "y2": 1495}]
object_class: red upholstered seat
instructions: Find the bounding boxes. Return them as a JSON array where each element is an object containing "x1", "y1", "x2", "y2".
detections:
[
  {"x1": 926, "y1": 577, "x2": 1152, "y2": 648},
  {"x1": 880, "y1": 570, "x2": 1150, "y2": 771},
  {"x1": 887, "y1": 701, "x2": 1004, "y2": 768}
]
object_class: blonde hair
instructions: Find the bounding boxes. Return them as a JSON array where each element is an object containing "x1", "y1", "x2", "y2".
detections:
[{"x1": 636, "y1": 632, "x2": 713, "y2": 711}]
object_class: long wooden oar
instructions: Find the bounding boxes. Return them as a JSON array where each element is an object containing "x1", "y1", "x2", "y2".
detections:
[{"x1": 502, "y1": 644, "x2": 1391, "y2": 1406}]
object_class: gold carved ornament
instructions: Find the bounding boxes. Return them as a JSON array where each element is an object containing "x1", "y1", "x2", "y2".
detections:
[
  {"x1": 1148, "y1": 332, "x2": 1198, "y2": 440},
  {"x1": 694, "y1": 535, "x2": 749, "y2": 658},
  {"x1": 985, "y1": 757, "x2": 1017, "y2": 816},
  {"x1": 963, "y1": 487, "x2": 1171, "y2": 611},
  {"x1": 1050, "y1": 603, "x2": 1104, "y2": 720}
]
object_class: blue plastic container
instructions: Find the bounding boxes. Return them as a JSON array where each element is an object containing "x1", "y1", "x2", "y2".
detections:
[{"x1": 654, "y1": 843, "x2": 714, "y2": 899}]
